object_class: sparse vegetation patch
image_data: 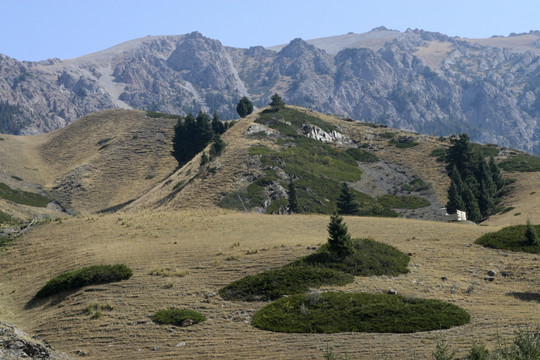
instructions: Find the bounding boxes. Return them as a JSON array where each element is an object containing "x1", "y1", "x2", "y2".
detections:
[
  {"x1": 345, "y1": 148, "x2": 379, "y2": 163},
  {"x1": 152, "y1": 308, "x2": 206, "y2": 326},
  {"x1": 252, "y1": 292, "x2": 470, "y2": 333},
  {"x1": 0, "y1": 182, "x2": 49, "y2": 207},
  {"x1": 499, "y1": 153, "x2": 540, "y2": 172},
  {"x1": 35, "y1": 264, "x2": 133, "y2": 298}
]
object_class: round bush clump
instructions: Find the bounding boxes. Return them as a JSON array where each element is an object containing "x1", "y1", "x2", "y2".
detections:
[
  {"x1": 152, "y1": 308, "x2": 206, "y2": 326},
  {"x1": 35, "y1": 264, "x2": 133, "y2": 298},
  {"x1": 219, "y1": 266, "x2": 353, "y2": 301},
  {"x1": 252, "y1": 292, "x2": 470, "y2": 333},
  {"x1": 475, "y1": 224, "x2": 540, "y2": 254},
  {"x1": 292, "y1": 239, "x2": 410, "y2": 277}
]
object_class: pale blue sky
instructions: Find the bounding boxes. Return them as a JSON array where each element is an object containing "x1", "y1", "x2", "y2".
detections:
[{"x1": 1, "y1": 0, "x2": 539, "y2": 61}]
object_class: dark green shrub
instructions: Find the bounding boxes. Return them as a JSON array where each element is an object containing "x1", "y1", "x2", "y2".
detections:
[
  {"x1": 252, "y1": 292, "x2": 470, "y2": 333},
  {"x1": 152, "y1": 308, "x2": 206, "y2": 326},
  {"x1": 219, "y1": 266, "x2": 353, "y2": 301},
  {"x1": 35, "y1": 264, "x2": 133, "y2": 298},
  {"x1": 379, "y1": 132, "x2": 396, "y2": 139},
  {"x1": 345, "y1": 148, "x2": 378, "y2": 163},
  {"x1": 475, "y1": 224, "x2": 540, "y2": 254},
  {"x1": 293, "y1": 238, "x2": 409, "y2": 277}
]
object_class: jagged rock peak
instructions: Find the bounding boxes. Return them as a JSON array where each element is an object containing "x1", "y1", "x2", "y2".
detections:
[{"x1": 278, "y1": 38, "x2": 322, "y2": 58}]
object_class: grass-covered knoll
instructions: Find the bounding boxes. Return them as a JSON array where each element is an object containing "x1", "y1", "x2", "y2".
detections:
[
  {"x1": 292, "y1": 239, "x2": 410, "y2": 277},
  {"x1": 220, "y1": 217, "x2": 409, "y2": 301},
  {"x1": 378, "y1": 194, "x2": 431, "y2": 209},
  {"x1": 252, "y1": 292, "x2": 470, "y2": 333},
  {"x1": 345, "y1": 148, "x2": 379, "y2": 163},
  {"x1": 222, "y1": 138, "x2": 363, "y2": 214},
  {"x1": 499, "y1": 153, "x2": 540, "y2": 172},
  {"x1": 35, "y1": 264, "x2": 133, "y2": 298},
  {"x1": 218, "y1": 266, "x2": 353, "y2": 301},
  {"x1": 152, "y1": 308, "x2": 206, "y2": 326},
  {"x1": 0, "y1": 182, "x2": 49, "y2": 207},
  {"x1": 221, "y1": 108, "x2": 400, "y2": 216},
  {"x1": 475, "y1": 224, "x2": 540, "y2": 254}
]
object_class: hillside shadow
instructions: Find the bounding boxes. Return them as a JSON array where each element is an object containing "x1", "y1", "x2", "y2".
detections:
[
  {"x1": 508, "y1": 292, "x2": 540, "y2": 303},
  {"x1": 25, "y1": 291, "x2": 73, "y2": 310}
]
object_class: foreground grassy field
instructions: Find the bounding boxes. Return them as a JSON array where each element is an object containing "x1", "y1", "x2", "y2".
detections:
[{"x1": 1, "y1": 210, "x2": 538, "y2": 359}]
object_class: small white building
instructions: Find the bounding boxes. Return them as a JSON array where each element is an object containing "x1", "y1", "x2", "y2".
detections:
[{"x1": 439, "y1": 207, "x2": 467, "y2": 221}]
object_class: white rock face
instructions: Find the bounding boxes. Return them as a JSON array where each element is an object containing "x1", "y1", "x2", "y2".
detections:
[{"x1": 301, "y1": 124, "x2": 347, "y2": 144}]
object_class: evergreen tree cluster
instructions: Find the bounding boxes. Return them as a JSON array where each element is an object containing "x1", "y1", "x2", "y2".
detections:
[
  {"x1": 171, "y1": 111, "x2": 229, "y2": 167},
  {"x1": 0, "y1": 100, "x2": 22, "y2": 134},
  {"x1": 445, "y1": 134, "x2": 505, "y2": 222}
]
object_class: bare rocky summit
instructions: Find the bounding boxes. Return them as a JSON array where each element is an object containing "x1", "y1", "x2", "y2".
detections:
[{"x1": 1, "y1": 28, "x2": 540, "y2": 154}]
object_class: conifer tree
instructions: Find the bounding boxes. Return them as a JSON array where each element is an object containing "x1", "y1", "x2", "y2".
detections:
[
  {"x1": 211, "y1": 111, "x2": 225, "y2": 134},
  {"x1": 327, "y1": 214, "x2": 354, "y2": 259},
  {"x1": 525, "y1": 219, "x2": 539, "y2": 246},
  {"x1": 287, "y1": 180, "x2": 299, "y2": 214},
  {"x1": 269, "y1": 93, "x2": 285, "y2": 112},
  {"x1": 200, "y1": 151, "x2": 209, "y2": 166},
  {"x1": 446, "y1": 180, "x2": 466, "y2": 214},
  {"x1": 462, "y1": 185, "x2": 481, "y2": 222},
  {"x1": 489, "y1": 157, "x2": 504, "y2": 190},
  {"x1": 209, "y1": 133, "x2": 226, "y2": 158},
  {"x1": 236, "y1": 96, "x2": 254, "y2": 118},
  {"x1": 337, "y1": 183, "x2": 359, "y2": 215}
]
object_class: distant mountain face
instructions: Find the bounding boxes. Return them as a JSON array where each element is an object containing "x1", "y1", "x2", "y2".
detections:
[{"x1": 1, "y1": 28, "x2": 540, "y2": 154}]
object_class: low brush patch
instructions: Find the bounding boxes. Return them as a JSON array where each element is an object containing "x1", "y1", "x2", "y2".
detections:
[
  {"x1": 219, "y1": 266, "x2": 353, "y2": 301},
  {"x1": 0, "y1": 182, "x2": 49, "y2": 207},
  {"x1": 35, "y1": 264, "x2": 133, "y2": 298},
  {"x1": 291, "y1": 239, "x2": 409, "y2": 277},
  {"x1": 252, "y1": 292, "x2": 470, "y2": 333},
  {"x1": 475, "y1": 224, "x2": 540, "y2": 254},
  {"x1": 219, "y1": 238, "x2": 409, "y2": 301},
  {"x1": 499, "y1": 153, "x2": 540, "y2": 172}
]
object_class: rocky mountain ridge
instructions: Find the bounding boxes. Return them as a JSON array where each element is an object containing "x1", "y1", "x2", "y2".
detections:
[{"x1": 1, "y1": 28, "x2": 539, "y2": 154}]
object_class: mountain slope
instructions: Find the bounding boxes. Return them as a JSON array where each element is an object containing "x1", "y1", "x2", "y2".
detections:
[
  {"x1": 1, "y1": 28, "x2": 540, "y2": 154},
  {"x1": 0, "y1": 109, "x2": 177, "y2": 217}
]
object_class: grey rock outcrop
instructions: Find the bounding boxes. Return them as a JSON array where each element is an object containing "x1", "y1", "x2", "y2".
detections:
[{"x1": 0, "y1": 321, "x2": 73, "y2": 359}]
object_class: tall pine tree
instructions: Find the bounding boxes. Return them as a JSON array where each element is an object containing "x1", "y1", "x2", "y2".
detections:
[
  {"x1": 287, "y1": 180, "x2": 299, "y2": 214},
  {"x1": 327, "y1": 214, "x2": 354, "y2": 259},
  {"x1": 337, "y1": 183, "x2": 359, "y2": 215}
]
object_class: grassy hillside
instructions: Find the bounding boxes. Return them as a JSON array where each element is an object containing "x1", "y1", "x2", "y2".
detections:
[
  {"x1": 0, "y1": 210, "x2": 538, "y2": 359},
  {"x1": 0, "y1": 109, "x2": 177, "y2": 217}
]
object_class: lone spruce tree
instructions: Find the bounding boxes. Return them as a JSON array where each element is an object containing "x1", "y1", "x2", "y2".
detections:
[
  {"x1": 269, "y1": 93, "x2": 285, "y2": 112},
  {"x1": 525, "y1": 219, "x2": 539, "y2": 246},
  {"x1": 236, "y1": 96, "x2": 254, "y2": 118},
  {"x1": 287, "y1": 180, "x2": 299, "y2": 214},
  {"x1": 337, "y1": 183, "x2": 359, "y2": 215},
  {"x1": 327, "y1": 214, "x2": 354, "y2": 259}
]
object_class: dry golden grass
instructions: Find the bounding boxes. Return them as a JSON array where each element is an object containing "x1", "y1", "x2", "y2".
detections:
[
  {"x1": 0, "y1": 209, "x2": 539, "y2": 359},
  {"x1": 0, "y1": 109, "x2": 177, "y2": 217}
]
